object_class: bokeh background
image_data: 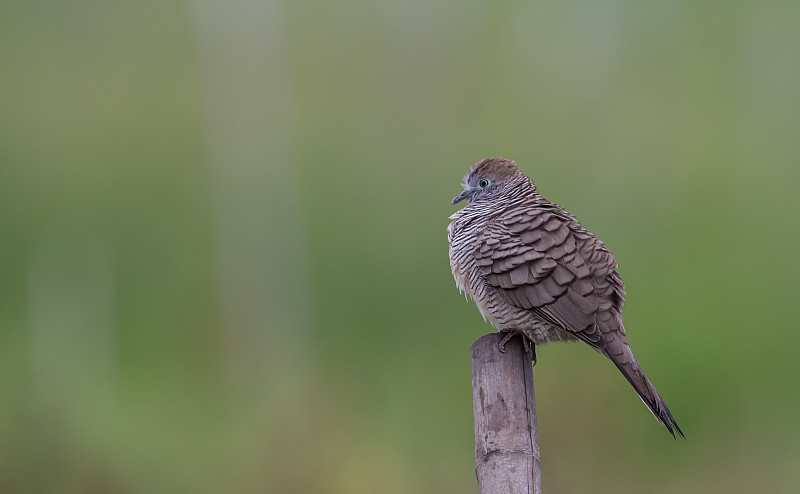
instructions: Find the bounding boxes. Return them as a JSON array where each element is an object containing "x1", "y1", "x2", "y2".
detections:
[{"x1": 2, "y1": 0, "x2": 800, "y2": 492}]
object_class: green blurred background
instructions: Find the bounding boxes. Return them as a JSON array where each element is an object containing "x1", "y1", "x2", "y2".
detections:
[{"x1": 2, "y1": 0, "x2": 799, "y2": 492}]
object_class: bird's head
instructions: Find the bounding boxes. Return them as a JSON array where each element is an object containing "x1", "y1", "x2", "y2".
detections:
[{"x1": 451, "y1": 157, "x2": 526, "y2": 205}]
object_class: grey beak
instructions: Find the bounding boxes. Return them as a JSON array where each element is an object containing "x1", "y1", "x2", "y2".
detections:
[{"x1": 451, "y1": 190, "x2": 470, "y2": 205}]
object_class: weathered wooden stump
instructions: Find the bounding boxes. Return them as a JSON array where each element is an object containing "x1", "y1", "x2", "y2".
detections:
[{"x1": 471, "y1": 333, "x2": 542, "y2": 494}]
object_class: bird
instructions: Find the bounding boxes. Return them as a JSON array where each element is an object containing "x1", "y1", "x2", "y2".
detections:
[{"x1": 448, "y1": 157, "x2": 684, "y2": 438}]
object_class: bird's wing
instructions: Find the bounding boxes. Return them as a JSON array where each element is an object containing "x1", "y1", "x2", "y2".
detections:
[
  {"x1": 475, "y1": 206, "x2": 686, "y2": 438},
  {"x1": 474, "y1": 205, "x2": 626, "y2": 350}
]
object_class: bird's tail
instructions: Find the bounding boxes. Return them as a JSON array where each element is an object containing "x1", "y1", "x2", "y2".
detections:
[{"x1": 607, "y1": 345, "x2": 685, "y2": 439}]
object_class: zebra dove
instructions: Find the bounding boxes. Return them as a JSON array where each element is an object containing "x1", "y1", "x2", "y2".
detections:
[{"x1": 448, "y1": 157, "x2": 683, "y2": 438}]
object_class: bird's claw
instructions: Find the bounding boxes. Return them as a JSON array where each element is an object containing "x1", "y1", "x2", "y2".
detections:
[
  {"x1": 498, "y1": 331, "x2": 515, "y2": 353},
  {"x1": 498, "y1": 331, "x2": 537, "y2": 366}
]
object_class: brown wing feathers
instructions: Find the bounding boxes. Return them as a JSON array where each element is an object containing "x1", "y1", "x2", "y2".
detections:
[
  {"x1": 475, "y1": 208, "x2": 613, "y2": 350},
  {"x1": 474, "y1": 206, "x2": 685, "y2": 438}
]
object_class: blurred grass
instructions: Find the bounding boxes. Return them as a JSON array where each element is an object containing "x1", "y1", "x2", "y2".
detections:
[{"x1": 2, "y1": 0, "x2": 800, "y2": 492}]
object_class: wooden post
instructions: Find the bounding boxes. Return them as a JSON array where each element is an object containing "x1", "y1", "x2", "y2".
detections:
[{"x1": 471, "y1": 333, "x2": 542, "y2": 494}]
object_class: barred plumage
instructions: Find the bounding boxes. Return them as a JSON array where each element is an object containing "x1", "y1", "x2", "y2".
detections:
[{"x1": 448, "y1": 157, "x2": 684, "y2": 438}]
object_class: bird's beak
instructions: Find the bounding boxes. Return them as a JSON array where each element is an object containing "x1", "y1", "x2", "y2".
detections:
[{"x1": 451, "y1": 190, "x2": 470, "y2": 205}]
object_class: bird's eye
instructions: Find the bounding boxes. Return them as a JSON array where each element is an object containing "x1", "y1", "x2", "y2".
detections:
[{"x1": 478, "y1": 179, "x2": 490, "y2": 188}]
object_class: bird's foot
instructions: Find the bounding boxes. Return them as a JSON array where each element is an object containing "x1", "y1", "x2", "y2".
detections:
[
  {"x1": 528, "y1": 343, "x2": 537, "y2": 366},
  {"x1": 498, "y1": 331, "x2": 537, "y2": 366}
]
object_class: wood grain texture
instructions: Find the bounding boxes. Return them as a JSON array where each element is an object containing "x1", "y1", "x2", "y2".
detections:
[{"x1": 471, "y1": 333, "x2": 541, "y2": 494}]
